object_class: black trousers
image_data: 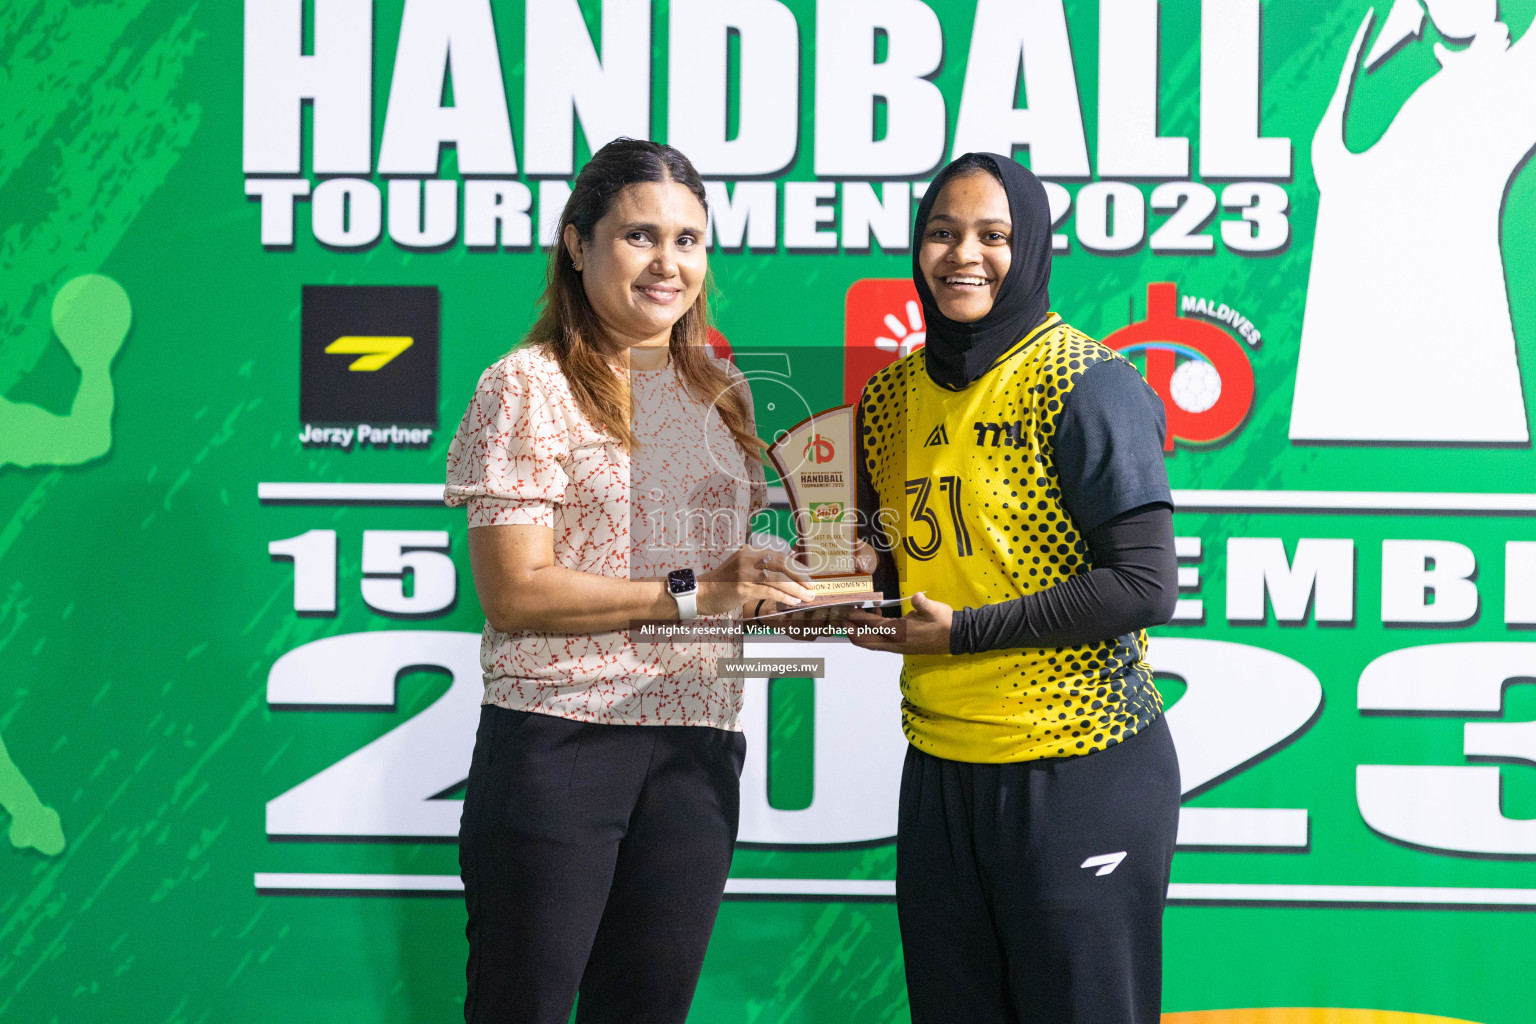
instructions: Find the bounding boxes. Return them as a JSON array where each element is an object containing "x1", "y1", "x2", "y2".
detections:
[
  {"x1": 459, "y1": 705, "x2": 747, "y2": 1024},
  {"x1": 897, "y1": 715, "x2": 1181, "y2": 1024}
]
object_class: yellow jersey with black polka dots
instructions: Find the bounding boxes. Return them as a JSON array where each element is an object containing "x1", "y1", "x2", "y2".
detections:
[{"x1": 857, "y1": 315, "x2": 1163, "y2": 764}]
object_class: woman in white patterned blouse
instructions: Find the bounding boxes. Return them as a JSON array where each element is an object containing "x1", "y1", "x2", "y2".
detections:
[{"x1": 446, "y1": 139, "x2": 812, "y2": 1024}]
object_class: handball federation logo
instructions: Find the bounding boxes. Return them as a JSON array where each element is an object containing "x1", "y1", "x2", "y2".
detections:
[
  {"x1": 803, "y1": 434, "x2": 836, "y2": 464},
  {"x1": 1104, "y1": 282, "x2": 1255, "y2": 451}
]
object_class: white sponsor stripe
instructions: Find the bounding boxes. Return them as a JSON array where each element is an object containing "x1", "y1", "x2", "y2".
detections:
[
  {"x1": 724, "y1": 878, "x2": 896, "y2": 897},
  {"x1": 1172, "y1": 489, "x2": 1536, "y2": 513},
  {"x1": 256, "y1": 872, "x2": 463, "y2": 892},
  {"x1": 1167, "y1": 883, "x2": 1536, "y2": 907},
  {"x1": 1176, "y1": 807, "x2": 1310, "y2": 848},
  {"x1": 254, "y1": 873, "x2": 1536, "y2": 907},
  {"x1": 250, "y1": 873, "x2": 898, "y2": 897},
  {"x1": 256, "y1": 482, "x2": 789, "y2": 506},
  {"x1": 258, "y1": 483, "x2": 446, "y2": 503},
  {"x1": 258, "y1": 483, "x2": 1536, "y2": 513}
]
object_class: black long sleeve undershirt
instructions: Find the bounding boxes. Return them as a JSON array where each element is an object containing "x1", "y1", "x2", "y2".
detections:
[{"x1": 947, "y1": 504, "x2": 1177, "y2": 654}]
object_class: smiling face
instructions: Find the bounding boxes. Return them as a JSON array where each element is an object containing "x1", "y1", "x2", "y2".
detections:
[
  {"x1": 918, "y1": 171, "x2": 1013, "y2": 324},
  {"x1": 564, "y1": 180, "x2": 708, "y2": 361}
]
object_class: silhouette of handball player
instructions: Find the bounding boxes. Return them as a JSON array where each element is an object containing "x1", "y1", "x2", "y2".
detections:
[
  {"x1": 1, "y1": 274, "x2": 131, "y2": 469},
  {"x1": 0, "y1": 274, "x2": 129, "y2": 857},
  {"x1": 0, "y1": 733, "x2": 64, "y2": 857},
  {"x1": 1291, "y1": 0, "x2": 1536, "y2": 444}
]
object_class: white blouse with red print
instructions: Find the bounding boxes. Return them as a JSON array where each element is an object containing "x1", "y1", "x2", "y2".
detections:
[{"x1": 446, "y1": 344, "x2": 767, "y2": 729}]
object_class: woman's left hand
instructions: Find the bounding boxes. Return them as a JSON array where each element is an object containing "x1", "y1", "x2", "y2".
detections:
[{"x1": 845, "y1": 592, "x2": 953, "y2": 654}]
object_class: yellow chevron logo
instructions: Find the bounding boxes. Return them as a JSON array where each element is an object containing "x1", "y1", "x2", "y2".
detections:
[{"x1": 324, "y1": 336, "x2": 414, "y2": 371}]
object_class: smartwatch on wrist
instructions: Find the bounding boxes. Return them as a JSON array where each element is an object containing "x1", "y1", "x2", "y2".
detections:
[{"x1": 667, "y1": 568, "x2": 700, "y2": 621}]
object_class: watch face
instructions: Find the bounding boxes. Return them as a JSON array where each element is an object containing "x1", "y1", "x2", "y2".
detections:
[{"x1": 668, "y1": 569, "x2": 695, "y2": 595}]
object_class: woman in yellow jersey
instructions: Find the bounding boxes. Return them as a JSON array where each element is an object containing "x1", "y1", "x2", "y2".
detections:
[{"x1": 846, "y1": 153, "x2": 1181, "y2": 1024}]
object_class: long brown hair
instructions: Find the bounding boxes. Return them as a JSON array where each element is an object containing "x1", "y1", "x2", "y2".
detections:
[{"x1": 522, "y1": 139, "x2": 761, "y2": 456}]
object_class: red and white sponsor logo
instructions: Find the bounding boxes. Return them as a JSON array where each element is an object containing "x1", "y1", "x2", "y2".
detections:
[
  {"x1": 1104, "y1": 282, "x2": 1254, "y2": 451},
  {"x1": 843, "y1": 278, "x2": 925, "y2": 406},
  {"x1": 802, "y1": 434, "x2": 836, "y2": 464}
]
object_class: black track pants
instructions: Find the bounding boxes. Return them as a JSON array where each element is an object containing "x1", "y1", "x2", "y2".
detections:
[
  {"x1": 459, "y1": 705, "x2": 746, "y2": 1024},
  {"x1": 897, "y1": 714, "x2": 1181, "y2": 1024}
]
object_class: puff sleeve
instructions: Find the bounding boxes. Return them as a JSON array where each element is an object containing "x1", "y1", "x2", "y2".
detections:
[{"x1": 445, "y1": 353, "x2": 572, "y2": 528}]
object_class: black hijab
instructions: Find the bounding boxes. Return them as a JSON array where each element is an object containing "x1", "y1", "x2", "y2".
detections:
[{"x1": 913, "y1": 153, "x2": 1054, "y2": 390}]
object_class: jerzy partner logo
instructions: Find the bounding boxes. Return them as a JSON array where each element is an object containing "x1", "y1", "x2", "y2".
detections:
[{"x1": 299, "y1": 285, "x2": 440, "y2": 450}]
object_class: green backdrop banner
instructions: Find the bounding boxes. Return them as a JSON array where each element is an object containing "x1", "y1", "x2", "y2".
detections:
[{"x1": 3, "y1": 1, "x2": 1535, "y2": 1021}]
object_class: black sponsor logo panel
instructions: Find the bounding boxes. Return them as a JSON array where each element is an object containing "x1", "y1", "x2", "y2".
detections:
[{"x1": 300, "y1": 285, "x2": 439, "y2": 426}]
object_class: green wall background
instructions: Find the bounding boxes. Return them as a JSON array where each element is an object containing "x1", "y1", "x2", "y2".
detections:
[{"x1": 2, "y1": 1, "x2": 1535, "y2": 1021}]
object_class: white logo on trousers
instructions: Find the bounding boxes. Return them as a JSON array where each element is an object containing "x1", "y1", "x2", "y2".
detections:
[{"x1": 1080, "y1": 852, "x2": 1128, "y2": 876}]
